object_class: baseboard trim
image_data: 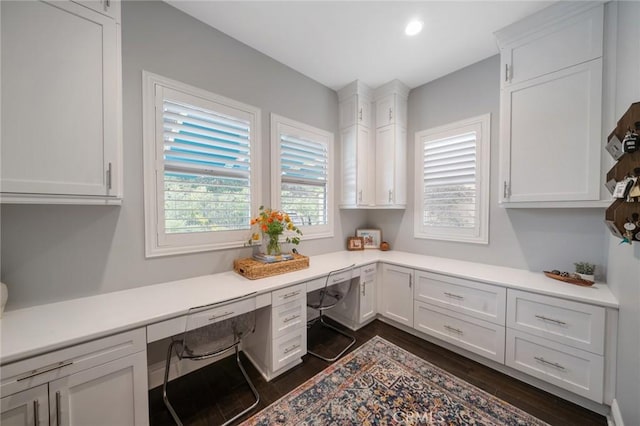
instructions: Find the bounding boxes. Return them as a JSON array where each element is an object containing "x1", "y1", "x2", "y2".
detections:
[{"x1": 610, "y1": 399, "x2": 624, "y2": 426}]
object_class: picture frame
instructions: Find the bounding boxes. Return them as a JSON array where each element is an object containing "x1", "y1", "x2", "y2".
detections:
[
  {"x1": 356, "y1": 229, "x2": 382, "y2": 249},
  {"x1": 347, "y1": 236, "x2": 365, "y2": 251}
]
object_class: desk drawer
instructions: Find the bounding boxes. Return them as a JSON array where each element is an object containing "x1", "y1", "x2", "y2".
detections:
[
  {"x1": 414, "y1": 271, "x2": 506, "y2": 325},
  {"x1": 506, "y1": 329, "x2": 604, "y2": 402},
  {"x1": 272, "y1": 283, "x2": 306, "y2": 308},
  {"x1": 272, "y1": 298, "x2": 306, "y2": 339},
  {"x1": 1, "y1": 328, "x2": 145, "y2": 397},
  {"x1": 361, "y1": 264, "x2": 377, "y2": 280},
  {"x1": 272, "y1": 328, "x2": 306, "y2": 372},
  {"x1": 414, "y1": 301, "x2": 505, "y2": 363},
  {"x1": 507, "y1": 290, "x2": 605, "y2": 354},
  {"x1": 147, "y1": 297, "x2": 256, "y2": 343}
]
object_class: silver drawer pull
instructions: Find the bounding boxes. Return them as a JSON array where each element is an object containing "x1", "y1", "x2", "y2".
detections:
[
  {"x1": 283, "y1": 314, "x2": 300, "y2": 323},
  {"x1": 283, "y1": 290, "x2": 301, "y2": 299},
  {"x1": 444, "y1": 325, "x2": 463, "y2": 334},
  {"x1": 362, "y1": 283, "x2": 366, "y2": 296},
  {"x1": 17, "y1": 361, "x2": 73, "y2": 381},
  {"x1": 364, "y1": 267, "x2": 375, "y2": 274},
  {"x1": 284, "y1": 343, "x2": 300, "y2": 354},
  {"x1": 535, "y1": 315, "x2": 566, "y2": 325},
  {"x1": 534, "y1": 356, "x2": 566, "y2": 370},
  {"x1": 444, "y1": 292, "x2": 464, "y2": 300},
  {"x1": 209, "y1": 311, "x2": 233, "y2": 321},
  {"x1": 55, "y1": 391, "x2": 62, "y2": 426}
]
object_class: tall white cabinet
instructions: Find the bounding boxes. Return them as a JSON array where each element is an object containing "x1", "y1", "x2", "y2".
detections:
[
  {"x1": 495, "y1": 3, "x2": 605, "y2": 207},
  {"x1": 338, "y1": 80, "x2": 409, "y2": 209},
  {"x1": 0, "y1": 0, "x2": 122, "y2": 204}
]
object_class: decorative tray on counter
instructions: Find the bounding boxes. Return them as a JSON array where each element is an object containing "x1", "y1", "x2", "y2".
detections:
[{"x1": 543, "y1": 271, "x2": 595, "y2": 287}]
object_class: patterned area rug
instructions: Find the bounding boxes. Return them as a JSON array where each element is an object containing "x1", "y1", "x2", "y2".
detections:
[{"x1": 242, "y1": 336, "x2": 548, "y2": 425}]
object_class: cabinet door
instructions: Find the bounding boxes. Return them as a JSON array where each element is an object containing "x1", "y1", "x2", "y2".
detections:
[
  {"x1": 340, "y1": 125, "x2": 372, "y2": 207},
  {"x1": 1, "y1": 385, "x2": 48, "y2": 426},
  {"x1": 380, "y1": 264, "x2": 413, "y2": 326},
  {"x1": 48, "y1": 352, "x2": 148, "y2": 426},
  {"x1": 375, "y1": 126, "x2": 406, "y2": 206},
  {"x1": 1, "y1": 0, "x2": 119, "y2": 198},
  {"x1": 358, "y1": 97, "x2": 372, "y2": 128},
  {"x1": 499, "y1": 59, "x2": 602, "y2": 204},
  {"x1": 501, "y1": 5, "x2": 603, "y2": 87},
  {"x1": 376, "y1": 94, "x2": 394, "y2": 128},
  {"x1": 359, "y1": 275, "x2": 376, "y2": 323}
]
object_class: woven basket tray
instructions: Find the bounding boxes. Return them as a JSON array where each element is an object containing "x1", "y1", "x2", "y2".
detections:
[{"x1": 234, "y1": 254, "x2": 309, "y2": 280}]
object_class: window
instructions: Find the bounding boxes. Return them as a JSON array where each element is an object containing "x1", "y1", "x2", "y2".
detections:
[
  {"x1": 271, "y1": 114, "x2": 334, "y2": 239},
  {"x1": 143, "y1": 72, "x2": 261, "y2": 257},
  {"x1": 414, "y1": 114, "x2": 490, "y2": 244}
]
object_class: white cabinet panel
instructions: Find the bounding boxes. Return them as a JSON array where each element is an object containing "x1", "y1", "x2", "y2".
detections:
[
  {"x1": 414, "y1": 271, "x2": 506, "y2": 325},
  {"x1": 507, "y1": 289, "x2": 605, "y2": 354},
  {"x1": 500, "y1": 60, "x2": 602, "y2": 203},
  {"x1": 1, "y1": 0, "x2": 121, "y2": 202},
  {"x1": 1, "y1": 384, "x2": 48, "y2": 426},
  {"x1": 272, "y1": 299, "x2": 305, "y2": 339},
  {"x1": 506, "y1": 329, "x2": 604, "y2": 402},
  {"x1": 375, "y1": 125, "x2": 406, "y2": 207},
  {"x1": 380, "y1": 264, "x2": 413, "y2": 326},
  {"x1": 502, "y1": 5, "x2": 603, "y2": 86},
  {"x1": 414, "y1": 301, "x2": 505, "y2": 363},
  {"x1": 271, "y1": 328, "x2": 306, "y2": 373}
]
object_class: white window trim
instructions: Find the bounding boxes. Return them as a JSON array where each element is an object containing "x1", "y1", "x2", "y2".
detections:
[
  {"x1": 142, "y1": 71, "x2": 261, "y2": 257},
  {"x1": 414, "y1": 113, "x2": 490, "y2": 244},
  {"x1": 270, "y1": 114, "x2": 334, "y2": 240}
]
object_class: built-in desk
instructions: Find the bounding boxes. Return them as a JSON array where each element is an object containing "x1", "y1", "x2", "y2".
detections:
[{"x1": 0, "y1": 251, "x2": 620, "y2": 424}]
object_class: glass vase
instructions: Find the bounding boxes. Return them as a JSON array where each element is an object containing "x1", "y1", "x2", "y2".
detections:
[{"x1": 265, "y1": 234, "x2": 281, "y2": 256}]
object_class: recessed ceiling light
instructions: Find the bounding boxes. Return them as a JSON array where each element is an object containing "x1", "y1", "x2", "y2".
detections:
[{"x1": 405, "y1": 20, "x2": 423, "y2": 36}]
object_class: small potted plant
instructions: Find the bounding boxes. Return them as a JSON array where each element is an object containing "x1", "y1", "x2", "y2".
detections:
[{"x1": 574, "y1": 262, "x2": 596, "y2": 282}]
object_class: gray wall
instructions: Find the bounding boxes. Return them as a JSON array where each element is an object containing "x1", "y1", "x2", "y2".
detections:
[
  {"x1": 368, "y1": 55, "x2": 608, "y2": 274},
  {"x1": 0, "y1": 1, "x2": 365, "y2": 309},
  {"x1": 607, "y1": 2, "x2": 640, "y2": 424}
]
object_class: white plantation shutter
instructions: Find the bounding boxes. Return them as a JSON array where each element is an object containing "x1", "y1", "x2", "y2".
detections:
[
  {"x1": 279, "y1": 134, "x2": 328, "y2": 226},
  {"x1": 423, "y1": 132, "x2": 477, "y2": 229},
  {"x1": 143, "y1": 72, "x2": 261, "y2": 257},
  {"x1": 162, "y1": 99, "x2": 252, "y2": 233},
  {"x1": 415, "y1": 114, "x2": 490, "y2": 244}
]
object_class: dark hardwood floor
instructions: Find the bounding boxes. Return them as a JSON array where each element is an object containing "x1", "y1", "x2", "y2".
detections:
[{"x1": 149, "y1": 319, "x2": 607, "y2": 426}]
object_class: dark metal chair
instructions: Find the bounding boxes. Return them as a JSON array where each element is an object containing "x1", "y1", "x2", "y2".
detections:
[{"x1": 306, "y1": 264, "x2": 356, "y2": 362}]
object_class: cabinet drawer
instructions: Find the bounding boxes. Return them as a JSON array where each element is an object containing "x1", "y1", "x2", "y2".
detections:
[
  {"x1": 1, "y1": 328, "x2": 145, "y2": 397},
  {"x1": 506, "y1": 329, "x2": 603, "y2": 402},
  {"x1": 361, "y1": 264, "x2": 376, "y2": 280},
  {"x1": 414, "y1": 301, "x2": 505, "y2": 363},
  {"x1": 272, "y1": 298, "x2": 306, "y2": 339},
  {"x1": 414, "y1": 272, "x2": 506, "y2": 325},
  {"x1": 146, "y1": 296, "x2": 256, "y2": 343},
  {"x1": 272, "y1": 283, "x2": 306, "y2": 307},
  {"x1": 272, "y1": 328, "x2": 307, "y2": 373},
  {"x1": 507, "y1": 290, "x2": 605, "y2": 354}
]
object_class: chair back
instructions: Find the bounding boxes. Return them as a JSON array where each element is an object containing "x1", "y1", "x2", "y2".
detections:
[
  {"x1": 309, "y1": 264, "x2": 355, "y2": 311},
  {"x1": 176, "y1": 302, "x2": 256, "y2": 360}
]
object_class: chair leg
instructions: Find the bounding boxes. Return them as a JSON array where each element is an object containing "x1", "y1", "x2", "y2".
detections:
[
  {"x1": 221, "y1": 345, "x2": 260, "y2": 426},
  {"x1": 307, "y1": 312, "x2": 356, "y2": 362},
  {"x1": 162, "y1": 340, "x2": 183, "y2": 426}
]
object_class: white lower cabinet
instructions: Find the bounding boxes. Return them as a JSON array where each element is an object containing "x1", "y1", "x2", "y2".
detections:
[
  {"x1": 414, "y1": 301, "x2": 505, "y2": 363},
  {"x1": 0, "y1": 329, "x2": 148, "y2": 426},
  {"x1": 379, "y1": 264, "x2": 413, "y2": 326},
  {"x1": 506, "y1": 329, "x2": 604, "y2": 402},
  {"x1": 1, "y1": 384, "x2": 48, "y2": 426},
  {"x1": 327, "y1": 264, "x2": 377, "y2": 329},
  {"x1": 506, "y1": 289, "x2": 607, "y2": 403},
  {"x1": 243, "y1": 283, "x2": 307, "y2": 381}
]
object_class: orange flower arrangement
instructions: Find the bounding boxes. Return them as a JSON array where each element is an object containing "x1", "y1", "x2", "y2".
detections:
[{"x1": 249, "y1": 206, "x2": 302, "y2": 255}]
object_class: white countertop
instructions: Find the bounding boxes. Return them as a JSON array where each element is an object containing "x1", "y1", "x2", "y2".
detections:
[{"x1": 0, "y1": 250, "x2": 618, "y2": 365}]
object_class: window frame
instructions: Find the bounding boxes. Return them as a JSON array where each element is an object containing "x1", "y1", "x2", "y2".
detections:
[
  {"x1": 270, "y1": 113, "x2": 334, "y2": 240},
  {"x1": 143, "y1": 71, "x2": 261, "y2": 257},
  {"x1": 414, "y1": 113, "x2": 490, "y2": 244}
]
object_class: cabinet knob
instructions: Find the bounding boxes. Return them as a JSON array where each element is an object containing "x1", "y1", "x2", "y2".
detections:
[
  {"x1": 359, "y1": 107, "x2": 363, "y2": 121},
  {"x1": 388, "y1": 189, "x2": 393, "y2": 203},
  {"x1": 389, "y1": 108, "x2": 393, "y2": 121}
]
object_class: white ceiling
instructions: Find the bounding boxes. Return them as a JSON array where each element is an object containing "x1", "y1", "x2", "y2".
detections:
[{"x1": 166, "y1": 1, "x2": 554, "y2": 91}]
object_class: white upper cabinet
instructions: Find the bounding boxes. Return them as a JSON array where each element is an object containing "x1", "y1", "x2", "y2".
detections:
[
  {"x1": 495, "y1": 3, "x2": 605, "y2": 207},
  {"x1": 375, "y1": 92, "x2": 407, "y2": 129},
  {"x1": 338, "y1": 81, "x2": 375, "y2": 207},
  {"x1": 339, "y1": 80, "x2": 409, "y2": 209},
  {"x1": 1, "y1": 0, "x2": 122, "y2": 204}
]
